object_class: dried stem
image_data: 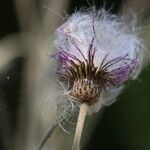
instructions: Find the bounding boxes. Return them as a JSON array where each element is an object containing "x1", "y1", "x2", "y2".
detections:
[
  {"x1": 37, "y1": 119, "x2": 60, "y2": 150},
  {"x1": 72, "y1": 103, "x2": 88, "y2": 150}
]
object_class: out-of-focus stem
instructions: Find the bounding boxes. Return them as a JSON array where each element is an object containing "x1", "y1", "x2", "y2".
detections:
[
  {"x1": 72, "y1": 104, "x2": 88, "y2": 150},
  {"x1": 14, "y1": 0, "x2": 39, "y2": 31},
  {"x1": 37, "y1": 119, "x2": 60, "y2": 150}
]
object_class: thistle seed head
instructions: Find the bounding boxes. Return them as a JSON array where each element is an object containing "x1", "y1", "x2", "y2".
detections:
[{"x1": 53, "y1": 8, "x2": 144, "y2": 112}]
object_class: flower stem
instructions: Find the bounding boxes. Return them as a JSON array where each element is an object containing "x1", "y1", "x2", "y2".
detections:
[
  {"x1": 72, "y1": 103, "x2": 88, "y2": 150},
  {"x1": 37, "y1": 120, "x2": 60, "y2": 150}
]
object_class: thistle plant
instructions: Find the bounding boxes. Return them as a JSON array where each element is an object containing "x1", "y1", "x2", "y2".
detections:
[{"x1": 38, "y1": 8, "x2": 144, "y2": 150}]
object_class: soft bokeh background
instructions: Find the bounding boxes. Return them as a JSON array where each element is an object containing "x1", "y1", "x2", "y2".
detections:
[{"x1": 0, "y1": 0, "x2": 150, "y2": 150}]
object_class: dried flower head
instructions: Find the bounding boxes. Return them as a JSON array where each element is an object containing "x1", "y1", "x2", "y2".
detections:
[{"x1": 53, "y1": 8, "x2": 144, "y2": 114}]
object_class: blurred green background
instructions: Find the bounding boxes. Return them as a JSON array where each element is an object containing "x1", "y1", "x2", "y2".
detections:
[{"x1": 0, "y1": 0, "x2": 150, "y2": 150}]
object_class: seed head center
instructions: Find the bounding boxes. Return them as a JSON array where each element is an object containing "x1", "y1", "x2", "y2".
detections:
[{"x1": 69, "y1": 79, "x2": 101, "y2": 105}]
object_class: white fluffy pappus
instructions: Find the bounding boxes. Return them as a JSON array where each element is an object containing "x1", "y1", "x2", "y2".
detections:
[{"x1": 53, "y1": 8, "x2": 144, "y2": 115}]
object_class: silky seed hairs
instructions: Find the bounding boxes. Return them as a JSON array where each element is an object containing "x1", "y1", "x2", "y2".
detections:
[{"x1": 53, "y1": 8, "x2": 144, "y2": 115}]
